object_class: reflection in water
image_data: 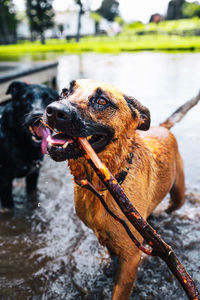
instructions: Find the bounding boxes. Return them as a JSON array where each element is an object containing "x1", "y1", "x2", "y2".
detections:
[
  {"x1": 0, "y1": 52, "x2": 200, "y2": 299},
  {"x1": 0, "y1": 52, "x2": 63, "y2": 63}
]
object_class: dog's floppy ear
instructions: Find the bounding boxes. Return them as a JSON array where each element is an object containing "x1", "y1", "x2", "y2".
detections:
[
  {"x1": 124, "y1": 95, "x2": 151, "y2": 131},
  {"x1": 6, "y1": 81, "x2": 27, "y2": 97}
]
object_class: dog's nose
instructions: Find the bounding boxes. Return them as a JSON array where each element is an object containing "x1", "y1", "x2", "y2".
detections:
[
  {"x1": 46, "y1": 102, "x2": 69, "y2": 122},
  {"x1": 45, "y1": 101, "x2": 77, "y2": 130}
]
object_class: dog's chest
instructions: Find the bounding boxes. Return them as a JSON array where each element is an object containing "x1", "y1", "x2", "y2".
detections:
[
  {"x1": 74, "y1": 185, "x2": 106, "y2": 230},
  {"x1": 0, "y1": 151, "x2": 41, "y2": 179}
]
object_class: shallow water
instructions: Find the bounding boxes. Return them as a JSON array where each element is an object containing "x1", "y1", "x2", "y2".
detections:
[{"x1": 0, "y1": 52, "x2": 200, "y2": 299}]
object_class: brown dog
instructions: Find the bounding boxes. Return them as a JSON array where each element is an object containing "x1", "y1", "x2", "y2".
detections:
[{"x1": 43, "y1": 79, "x2": 185, "y2": 299}]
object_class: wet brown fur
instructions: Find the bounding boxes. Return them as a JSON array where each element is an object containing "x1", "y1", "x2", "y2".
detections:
[{"x1": 64, "y1": 79, "x2": 185, "y2": 300}]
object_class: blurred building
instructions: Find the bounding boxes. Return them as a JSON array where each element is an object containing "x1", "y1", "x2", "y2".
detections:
[
  {"x1": 17, "y1": 17, "x2": 29, "y2": 39},
  {"x1": 16, "y1": 8, "x2": 119, "y2": 40},
  {"x1": 53, "y1": 10, "x2": 96, "y2": 39}
]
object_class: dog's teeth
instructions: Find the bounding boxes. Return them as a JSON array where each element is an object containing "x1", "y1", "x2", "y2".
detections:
[
  {"x1": 29, "y1": 126, "x2": 34, "y2": 134},
  {"x1": 87, "y1": 135, "x2": 92, "y2": 141},
  {"x1": 63, "y1": 141, "x2": 69, "y2": 149},
  {"x1": 47, "y1": 136, "x2": 52, "y2": 146}
]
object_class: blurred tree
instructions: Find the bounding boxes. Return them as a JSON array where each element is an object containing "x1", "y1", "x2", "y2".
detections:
[
  {"x1": 166, "y1": 0, "x2": 185, "y2": 20},
  {"x1": 0, "y1": 0, "x2": 18, "y2": 44},
  {"x1": 58, "y1": 24, "x2": 64, "y2": 38},
  {"x1": 97, "y1": 0, "x2": 119, "y2": 22},
  {"x1": 75, "y1": 0, "x2": 84, "y2": 42},
  {"x1": 182, "y1": 1, "x2": 200, "y2": 18},
  {"x1": 26, "y1": 0, "x2": 54, "y2": 44}
]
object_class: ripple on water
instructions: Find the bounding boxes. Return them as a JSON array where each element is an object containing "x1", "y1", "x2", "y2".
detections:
[
  {"x1": 0, "y1": 52, "x2": 200, "y2": 299},
  {"x1": 0, "y1": 156, "x2": 199, "y2": 299}
]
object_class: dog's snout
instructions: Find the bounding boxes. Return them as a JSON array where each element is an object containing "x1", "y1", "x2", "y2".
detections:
[
  {"x1": 46, "y1": 103, "x2": 69, "y2": 121},
  {"x1": 46, "y1": 106, "x2": 54, "y2": 117},
  {"x1": 45, "y1": 102, "x2": 79, "y2": 131}
]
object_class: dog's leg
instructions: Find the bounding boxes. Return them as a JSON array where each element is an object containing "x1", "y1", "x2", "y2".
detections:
[
  {"x1": 167, "y1": 153, "x2": 185, "y2": 213},
  {"x1": 0, "y1": 182, "x2": 13, "y2": 208},
  {"x1": 26, "y1": 169, "x2": 39, "y2": 203},
  {"x1": 111, "y1": 251, "x2": 141, "y2": 300}
]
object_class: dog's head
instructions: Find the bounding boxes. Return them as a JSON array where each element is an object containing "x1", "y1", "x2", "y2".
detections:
[
  {"x1": 43, "y1": 79, "x2": 150, "y2": 161},
  {"x1": 6, "y1": 81, "x2": 58, "y2": 150}
]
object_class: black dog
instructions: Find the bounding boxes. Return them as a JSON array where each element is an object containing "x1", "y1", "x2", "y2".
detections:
[{"x1": 0, "y1": 81, "x2": 58, "y2": 208}]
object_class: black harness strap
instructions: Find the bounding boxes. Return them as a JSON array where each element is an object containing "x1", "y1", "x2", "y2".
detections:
[{"x1": 100, "y1": 152, "x2": 133, "y2": 191}]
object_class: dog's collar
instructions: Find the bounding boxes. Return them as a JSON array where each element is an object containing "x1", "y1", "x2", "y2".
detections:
[
  {"x1": 100, "y1": 152, "x2": 133, "y2": 191},
  {"x1": 76, "y1": 152, "x2": 133, "y2": 192}
]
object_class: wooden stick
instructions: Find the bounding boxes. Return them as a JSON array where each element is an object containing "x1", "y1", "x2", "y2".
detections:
[
  {"x1": 76, "y1": 179, "x2": 152, "y2": 256},
  {"x1": 160, "y1": 92, "x2": 200, "y2": 129},
  {"x1": 78, "y1": 137, "x2": 200, "y2": 300}
]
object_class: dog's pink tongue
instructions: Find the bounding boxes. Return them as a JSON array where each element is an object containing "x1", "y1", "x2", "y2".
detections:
[
  {"x1": 34, "y1": 126, "x2": 51, "y2": 154},
  {"x1": 33, "y1": 126, "x2": 73, "y2": 155}
]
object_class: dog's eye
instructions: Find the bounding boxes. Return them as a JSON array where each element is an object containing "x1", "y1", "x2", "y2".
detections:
[
  {"x1": 89, "y1": 96, "x2": 112, "y2": 111},
  {"x1": 97, "y1": 98, "x2": 107, "y2": 106},
  {"x1": 22, "y1": 94, "x2": 32, "y2": 102},
  {"x1": 61, "y1": 88, "x2": 69, "y2": 97}
]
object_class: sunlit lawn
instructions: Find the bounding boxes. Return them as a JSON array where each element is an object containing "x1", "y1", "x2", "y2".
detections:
[
  {"x1": 1, "y1": 18, "x2": 200, "y2": 56},
  {"x1": 0, "y1": 34, "x2": 200, "y2": 56},
  {"x1": 124, "y1": 17, "x2": 200, "y2": 34}
]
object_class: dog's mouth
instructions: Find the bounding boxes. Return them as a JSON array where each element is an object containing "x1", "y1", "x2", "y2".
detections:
[
  {"x1": 47, "y1": 131, "x2": 110, "y2": 161},
  {"x1": 36, "y1": 121, "x2": 111, "y2": 161},
  {"x1": 26, "y1": 115, "x2": 48, "y2": 149},
  {"x1": 28, "y1": 124, "x2": 51, "y2": 154},
  {"x1": 29, "y1": 125, "x2": 42, "y2": 143}
]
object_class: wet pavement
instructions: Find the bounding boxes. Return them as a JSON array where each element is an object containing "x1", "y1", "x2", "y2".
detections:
[{"x1": 0, "y1": 52, "x2": 200, "y2": 299}]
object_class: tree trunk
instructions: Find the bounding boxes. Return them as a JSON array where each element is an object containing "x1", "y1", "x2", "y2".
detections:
[
  {"x1": 0, "y1": 1, "x2": 10, "y2": 44},
  {"x1": 76, "y1": 3, "x2": 83, "y2": 42},
  {"x1": 95, "y1": 21, "x2": 100, "y2": 35},
  {"x1": 40, "y1": 31, "x2": 45, "y2": 44}
]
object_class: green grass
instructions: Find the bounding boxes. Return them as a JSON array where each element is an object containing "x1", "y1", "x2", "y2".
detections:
[
  {"x1": 125, "y1": 17, "x2": 200, "y2": 35},
  {"x1": 0, "y1": 35, "x2": 199, "y2": 56},
  {"x1": 1, "y1": 18, "x2": 200, "y2": 57}
]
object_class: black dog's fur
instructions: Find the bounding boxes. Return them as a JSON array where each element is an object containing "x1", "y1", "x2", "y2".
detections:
[{"x1": 0, "y1": 81, "x2": 58, "y2": 208}]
